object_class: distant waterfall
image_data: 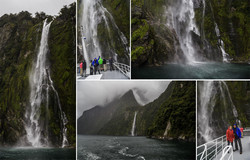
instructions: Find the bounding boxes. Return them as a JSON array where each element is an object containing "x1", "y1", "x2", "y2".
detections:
[
  {"x1": 198, "y1": 81, "x2": 238, "y2": 145},
  {"x1": 25, "y1": 19, "x2": 68, "y2": 148},
  {"x1": 214, "y1": 23, "x2": 230, "y2": 62},
  {"x1": 131, "y1": 111, "x2": 137, "y2": 136},
  {"x1": 81, "y1": 0, "x2": 129, "y2": 64},
  {"x1": 166, "y1": 0, "x2": 200, "y2": 63}
]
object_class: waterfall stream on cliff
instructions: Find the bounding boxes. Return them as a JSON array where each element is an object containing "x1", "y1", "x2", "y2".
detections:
[
  {"x1": 198, "y1": 81, "x2": 238, "y2": 144},
  {"x1": 81, "y1": 0, "x2": 129, "y2": 66},
  {"x1": 166, "y1": 0, "x2": 200, "y2": 63},
  {"x1": 131, "y1": 111, "x2": 137, "y2": 136},
  {"x1": 214, "y1": 23, "x2": 230, "y2": 62},
  {"x1": 25, "y1": 19, "x2": 68, "y2": 148}
]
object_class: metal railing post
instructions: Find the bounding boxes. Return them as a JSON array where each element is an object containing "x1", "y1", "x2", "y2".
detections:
[
  {"x1": 206, "y1": 144, "x2": 207, "y2": 160},
  {"x1": 216, "y1": 139, "x2": 217, "y2": 159}
]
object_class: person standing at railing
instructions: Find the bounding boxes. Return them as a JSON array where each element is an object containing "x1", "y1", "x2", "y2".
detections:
[
  {"x1": 80, "y1": 61, "x2": 83, "y2": 77},
  {"x1": 98, "y1": 57, "x2": 103, "y2": 72},
  {"x1": 92, "y1": 57, "x2": 101, "y2": 75},
  {"x1": 89, "y1": 60, "x2": 93, "y2": 75},
  {"x1": 240, "y1": 127, "x2": 244, "y2": 138},
  {"x1": 109, "y1": 57, "x2": 114, "y2": 71},
  {"x1": 82, "y1": 59, "x2": 87, "y2": 77},
  {"x1": 226, "y1": 125, "x2": 235, "y2": 153},
  {"x1": 233, "y1": 124, "x2": 242, "y2": 154},
  {"x1": 103, "y1": 58, "x2": 107, "y2": 72}
]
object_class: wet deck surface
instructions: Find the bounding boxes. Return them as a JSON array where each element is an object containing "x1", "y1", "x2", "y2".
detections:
[
  {"x1": 77, "y1": 70, "x2": 128, "y2": 80},
  {"x1": 216, "y1": 136, "x2": 250, "y2": 160}
]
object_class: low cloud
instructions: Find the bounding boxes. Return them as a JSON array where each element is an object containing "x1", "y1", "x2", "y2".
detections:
[
  {"x1": 77, "y1": 81, "x2": 171, "y2": 118},
  {"x1": 0, "y1": 0, "x2": 75, "y2": 17}
]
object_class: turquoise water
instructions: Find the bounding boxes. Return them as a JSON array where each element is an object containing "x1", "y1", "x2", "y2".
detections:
[
  {"x1": 78, "y1": 135, "x2": 195, "y2": 160},
  {"x1": 132, "y1": 63, "x2": 250, "y2": 79},
  {"x1": 0, "y1": 147, "x2": 75, "y2": 160}
]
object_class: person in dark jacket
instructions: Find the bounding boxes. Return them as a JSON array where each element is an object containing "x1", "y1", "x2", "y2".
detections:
[
  {"x1": 233, "y1": 124, "x2": 242, "y2": 154},
  {"x1": 89, "y1": 60, "x2": 93, "y2": 75},
  {"x1": 82, "y1": 60, "x2": 87, "y2": 77},
  {"x1": 103, "y1": 58, "x2": 107, "y2": 72},
  {"x1": 226, "y1": 126, "x2": 234, "y2": 152},
  {"x1": 109, "y1": 57, "x2": 114, "y2": 71}
]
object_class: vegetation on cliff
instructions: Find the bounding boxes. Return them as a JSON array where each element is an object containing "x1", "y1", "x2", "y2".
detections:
[{"x1": 0, "y1": 3, "x2": 76, "y2": 147}]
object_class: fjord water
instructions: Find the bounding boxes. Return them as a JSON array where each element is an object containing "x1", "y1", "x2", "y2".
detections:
[
  {"x1": 78, "y1": 135, "x2": 195, "y2": 160},
  {"x1": 0, "y1": 148, "x2": 75, "y2": 160},
  {"x1": 132, "y1": 63, "x2": 250, "y2": 79}
]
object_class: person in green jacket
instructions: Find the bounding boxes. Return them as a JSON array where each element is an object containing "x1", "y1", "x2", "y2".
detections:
[{"x1": 98, "y1": 56, "x2": 103, "y2": 72}]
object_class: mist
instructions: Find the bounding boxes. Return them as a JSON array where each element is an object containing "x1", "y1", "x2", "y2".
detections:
[
  {"x1": 0, "y1": 0, "x2": 75, "y2": 17},
  {"x1": 77, "y1": 81, "x2": 171, "y2": 118}
]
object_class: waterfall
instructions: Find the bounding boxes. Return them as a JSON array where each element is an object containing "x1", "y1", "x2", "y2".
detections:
[
  {"x1": 198, "y1": 81, "x2": 216, "y2": 142},
  {"x1": 198, "y1": 81, "x2": 238, "y2": 144},
  {"x1": 131, "y1": 111, "x2": 137, "y2": 136},
  {"x1": 81, "y1": 0, "x2": 129, "y2": 64},
  {"x1": 25, "y1": 19, "x2": 68, "y2": 148},
  {"x1": 214, "y1": 23, "x2": 230, "y2": 62},
  {"x1": 166, "y1": 0, "x2": 200, "y2": 63},
  {"x1": 201, "y1": 0, "x2": 206, "y2": 40}
]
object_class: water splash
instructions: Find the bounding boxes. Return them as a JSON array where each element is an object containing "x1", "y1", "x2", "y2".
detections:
[
  {"x1": 80, "y1": 0, "x2": 129, "y2": 64},
  {"x1": 166, "y1": 0, "x2": 200, "y2": 63},
  {"x1": 131, "y1": 111, "x2": 137, "y2": 136},
  {"x1": 25, "y1": 19, "x2": 68, "y2": 148}
]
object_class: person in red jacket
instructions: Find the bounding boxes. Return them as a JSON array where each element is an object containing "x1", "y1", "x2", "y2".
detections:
[
  {"x1": 80, "y1": 62, "x2": 83, "y2": 77},
  {"x1": 226, "y1": 125, "x2": 235, "y2": 151},
  {"x1": 240, "y1": 127, "x2": 244, "y2": 138}
]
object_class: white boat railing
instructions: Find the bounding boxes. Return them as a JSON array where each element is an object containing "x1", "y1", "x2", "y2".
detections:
[
  {"x1": 113, "y1": 62, "x2": 131, "y2": 79},
  {"x1": 197, "y1": 135, "x2": 227, "y2": 160},
  {"x1": 220, "y1": 145, "x2": 233, "y2": 160}
]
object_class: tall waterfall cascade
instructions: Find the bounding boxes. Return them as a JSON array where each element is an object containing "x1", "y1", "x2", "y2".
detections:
[
  {"x1": 166, "y1": 0, "x2": 200, "y2": 63},
  {"x1": 25, "y1": 19, "x2": 68, "y2": 148},
  {"x1": 198, "y1": 81, "x2": 238, "y2": 144},
  {"x1": 131, "y1": 111, "x2": 137, "y2": 136},
  {"x1": 81, "y1": 0, "x2": 129, "y2": 67}
]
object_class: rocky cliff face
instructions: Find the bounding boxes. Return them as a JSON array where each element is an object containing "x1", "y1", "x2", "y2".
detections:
[
  {"x1": 132, "y1": 0, "x2": 185, "y2": 66},
  {"x1": 78, "y1": 81, "x2": 196, "y2": 142},
  {"x1": 0, "y1": 3, "x2": 76, "y2": 147}
]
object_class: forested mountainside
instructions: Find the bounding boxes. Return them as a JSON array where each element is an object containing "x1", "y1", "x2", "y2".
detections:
[
  {"x1": 132, "y1": 0, "x2": 250, "y2": 66},
  {"x1": 78, "y1": 81, "x2": 196, "y2": 142},
  {"x1": 198, "y1": 81, "x2": 250, "y2": 145},
  {"x1": 0, "y1": 3, "x2": 76, "y2": 147},
  {"x1": 77, "y1": 0, "x2": 130, "y2": 64}
]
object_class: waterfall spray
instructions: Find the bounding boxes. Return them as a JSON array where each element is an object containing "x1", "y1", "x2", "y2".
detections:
[
  {"x1": 166, "y1": 0, "x2": 200, "y2": 63},
  {"x1": 131, "y1": 111, "x2": 137, "y2": 136},
  {"x1": 25, "y1": 19, "x2": 68, "y2": 148}
]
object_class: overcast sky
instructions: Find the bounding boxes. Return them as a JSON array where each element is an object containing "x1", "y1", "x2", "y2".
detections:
[
  {"x1": 0, "y1": 0, "x2": 75, "y2": 17},
  {"x1": 77, "y1": 81, "x2": 171, "y2": 118}
]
